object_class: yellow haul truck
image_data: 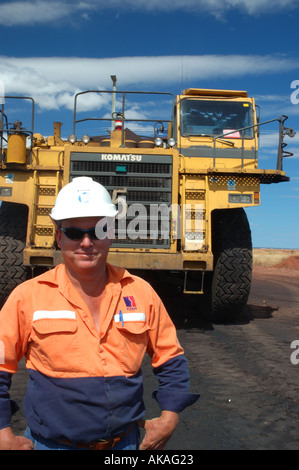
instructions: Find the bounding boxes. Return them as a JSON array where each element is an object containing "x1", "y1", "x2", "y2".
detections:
[{"x1": 0, "y1": 89, "x2": 295, "y2": 321}]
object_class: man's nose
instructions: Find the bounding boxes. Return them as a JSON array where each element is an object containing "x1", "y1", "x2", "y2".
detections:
[{"x1": 80, "y1": 233, "x2": 93, "y2": 245}]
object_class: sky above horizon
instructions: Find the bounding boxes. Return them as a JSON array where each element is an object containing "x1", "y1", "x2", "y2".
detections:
[{"x1": 1, "y1": 0, "x2": 299, "y2": 249}]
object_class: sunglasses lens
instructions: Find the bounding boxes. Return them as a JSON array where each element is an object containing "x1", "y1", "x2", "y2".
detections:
[
  {"x1": 88, "y1": 229, "x2": 97, "y2": 239},
  {"x1": 62, "y1": 228, "x2": 85, "y2": 240},
  {"x1": 61, "y1": 227, "x2": 102, "y2": 240}
]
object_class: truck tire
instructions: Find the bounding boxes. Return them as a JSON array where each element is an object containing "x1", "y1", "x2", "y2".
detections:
[
  {"x1": 0, "y1": 202, "x2": 28, "y2": 307},
  {"x1": 210, "y1": 208, "x2": 252, "y2": 323}
]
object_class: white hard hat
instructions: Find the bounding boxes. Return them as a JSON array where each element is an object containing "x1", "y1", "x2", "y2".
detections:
[{"x1": 50, "y1": 177, "x2": 117, "y2": 221}]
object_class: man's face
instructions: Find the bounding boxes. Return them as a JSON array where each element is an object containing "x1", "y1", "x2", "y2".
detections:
[{"x1": 55, "y1": 217, "x2": 113, "y2": 275}]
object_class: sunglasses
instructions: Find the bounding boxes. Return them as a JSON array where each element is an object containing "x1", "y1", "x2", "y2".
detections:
[{"x1": 60, "y1": 225, "x2": 107, "y2": 241}]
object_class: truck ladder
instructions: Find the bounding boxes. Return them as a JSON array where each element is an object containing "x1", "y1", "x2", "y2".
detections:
[{"x1": 29, "y1": 171, "x2": 60, "y2": 248}]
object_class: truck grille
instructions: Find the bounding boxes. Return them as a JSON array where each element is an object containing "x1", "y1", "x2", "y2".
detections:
[{"x1": 70, "y1": 152, "x2": 173, "y2": 248}]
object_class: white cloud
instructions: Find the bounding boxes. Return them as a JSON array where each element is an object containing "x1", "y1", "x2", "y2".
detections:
[
  {"x1": 255, "y1": 94, "x2": 289, "y2": 103},
  {"x1": 0, "y1": 0, "x2": 297, "y2": 26},
  {"x1": 1, "y1": 54, "x2": 298, "y2": 111},
  {"x1": 259, "y1": 132, "x2": 281, "y2": 148},
  {"x1": 0, "y1": 1, "x2": 73, "y2": 26},
  {"x1": 259, "y1": 129, "x2": 299, "y2": 155},
  {"x1": 218, "y1": 0, "x2": 297, "y2": 15},
  {"x1": 87, "y1": 0, "x2": 298, "y2": 15}
]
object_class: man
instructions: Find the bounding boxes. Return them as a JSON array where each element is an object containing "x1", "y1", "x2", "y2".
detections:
[{"x1": 0, "y1": 177, "x2": 199, "y2": 450}]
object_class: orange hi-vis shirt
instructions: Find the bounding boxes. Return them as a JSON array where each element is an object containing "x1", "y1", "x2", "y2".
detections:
[{"x1": 0, "y1": 263, "x2": 199, "y2": 442}]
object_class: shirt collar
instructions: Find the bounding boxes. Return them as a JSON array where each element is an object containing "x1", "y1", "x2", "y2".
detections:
[{"x1": 37, "y1": 262, "x2": 133, "y2": 289}]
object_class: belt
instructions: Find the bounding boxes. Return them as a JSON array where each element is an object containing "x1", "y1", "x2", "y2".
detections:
[{"x1": 59, "y1": 423, "x2": 135, "y2": 450}]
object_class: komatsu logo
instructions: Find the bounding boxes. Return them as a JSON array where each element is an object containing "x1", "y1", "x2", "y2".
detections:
[{"x1": 101, "y1": 154, "x2": 142, "y2": 162}]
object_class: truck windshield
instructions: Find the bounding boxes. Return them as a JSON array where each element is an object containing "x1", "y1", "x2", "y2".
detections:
[{"x1": 180, "y1": 99, "x2": 253, "y2": 138}]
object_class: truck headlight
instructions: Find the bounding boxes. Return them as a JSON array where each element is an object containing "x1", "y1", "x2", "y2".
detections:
[
  {"x1": 0, "y1": 187, "x2": 12, "y2": 196},
  {"x1": 82, "y1": 135, "x2": 90, "y2": 144},
  {"x1": 229, "y1": 194, "x2": 252, "y2": 204},
  {"x1": 68, "y1": 134, "x2": 77, "y2": 144},
  {"x1": 168, "y1": 137, "x2": 176, "y2": 147}
]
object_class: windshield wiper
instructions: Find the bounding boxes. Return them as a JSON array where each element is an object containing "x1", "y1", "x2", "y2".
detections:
[{"x1": 183, "y1": 133, "x2": 235, "y2": 147}]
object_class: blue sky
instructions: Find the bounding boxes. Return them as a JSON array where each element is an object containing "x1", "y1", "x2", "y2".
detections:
[{"x1": 1, "y1": 0, "x2": 299, "y2": 249}]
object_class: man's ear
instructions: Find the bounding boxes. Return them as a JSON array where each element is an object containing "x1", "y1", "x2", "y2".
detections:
[
  {"x1": 55, "y1": 227, "x2": 62, "y2": 248},
  {"x1": 50, "y1": 216, "x2": 62, "y2": 248}
]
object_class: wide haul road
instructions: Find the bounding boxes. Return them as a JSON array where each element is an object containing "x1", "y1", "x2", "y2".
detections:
[{"x1": 9, "y1": 262, "x2": 299, "y2": 450}]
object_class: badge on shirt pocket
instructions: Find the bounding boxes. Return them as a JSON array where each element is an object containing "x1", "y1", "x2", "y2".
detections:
[{"x1": 113, "y1": 312, "x2": 150, "y2": 376}]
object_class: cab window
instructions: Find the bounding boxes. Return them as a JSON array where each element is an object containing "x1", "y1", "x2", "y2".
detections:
[{"x1": 180, "y1": 99, "x2": 253, "y2": 138}]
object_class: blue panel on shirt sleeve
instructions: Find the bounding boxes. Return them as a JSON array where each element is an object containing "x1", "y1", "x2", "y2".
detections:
[
  {"x1": 0, "y1": 371, "x2": 20, "y2": 429},
  {"x1": 152, "y1": 355, "x2": 200, "y2": 412}
]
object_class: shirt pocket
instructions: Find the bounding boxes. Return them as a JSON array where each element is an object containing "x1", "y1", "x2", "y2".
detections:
[
  {"x1": 114, "y1": 315, "x2": 151, "y2": 376},
  {"x1": 30, "y1": 313, "x2": 83, "y2": 373}
]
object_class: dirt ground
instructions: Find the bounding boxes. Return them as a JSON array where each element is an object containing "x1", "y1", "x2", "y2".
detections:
[{"x1": 8, "y1": 256, "x2": 299, "y2": 450}]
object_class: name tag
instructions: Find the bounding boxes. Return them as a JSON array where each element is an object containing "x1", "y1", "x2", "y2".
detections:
[
  {"x1": 114, "y1": 312, "x2": 146, "y2": 323},
  {"x1": 33, "y1": 310, "x2": 76, "y2": 321}
]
